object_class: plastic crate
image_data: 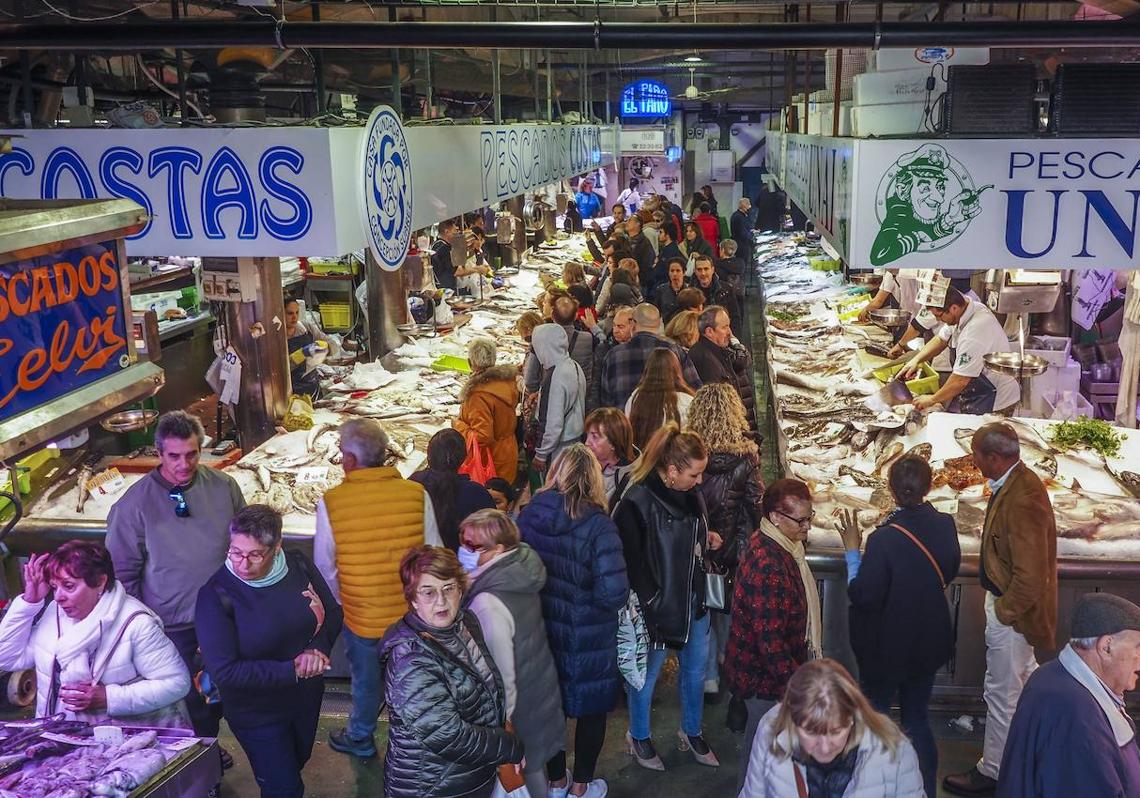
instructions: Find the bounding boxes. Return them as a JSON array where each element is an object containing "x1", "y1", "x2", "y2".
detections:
[
  {"x1": 873, "y1": 362, "x2": 940, "y2": 396},
  {"x1": 430, "y1": 354, "x2": 472, "y2": 374},
  {"x1": 1024, "y1": 335, "x2": 1072, "y2": 367},
  {"x1": 308, "y1": 259, "x2": 360, "y2": 276},
  {"x1": 1043, "y1": 390, "x2": 1094, "y2": 422},
  {"x1": 319, "y1": 302, "x2": 352, "y2": 330}
]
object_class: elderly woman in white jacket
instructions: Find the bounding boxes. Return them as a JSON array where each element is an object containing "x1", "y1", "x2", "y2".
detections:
[
  {"x1": 739, "y1": 659, "x2": 924, "y2": 798},
  {"x1": 0, "y1": 541, "x2": 190, "y2": 725}
]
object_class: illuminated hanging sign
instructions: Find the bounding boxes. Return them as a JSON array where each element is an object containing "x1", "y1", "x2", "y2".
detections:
[{"x1": 620, "y1": 80, "x2": 672, "y2": 120}]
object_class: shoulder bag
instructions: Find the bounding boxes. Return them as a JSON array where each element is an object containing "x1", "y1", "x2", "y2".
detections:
[{"x1": 889, "y1": 522, "x2": 947, "y2": 590}]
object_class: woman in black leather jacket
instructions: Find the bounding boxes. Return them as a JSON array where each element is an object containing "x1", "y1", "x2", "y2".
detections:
[
  {"x1": 613, "y1": 424, "x2": 723, "y2": 772},
  {"x1": 380, "y1": 546, "x2": 523, "y2": 798},
  {"x1": 687, "y1": 383, "x2": 765, "y2": 704}
]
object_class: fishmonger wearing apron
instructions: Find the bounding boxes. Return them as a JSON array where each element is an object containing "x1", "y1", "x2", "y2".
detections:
[
  {"x1": 901, "y1": 287, "x2": 1020, "y2": 415},
  {"x1": 284, "y1": 299, "x2": 330, "y2": 400}
]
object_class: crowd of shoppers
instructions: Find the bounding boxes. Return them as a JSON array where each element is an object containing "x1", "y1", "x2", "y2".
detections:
[{"x1": 11, "y1": 197, "x2": 1091, "y2": 798}]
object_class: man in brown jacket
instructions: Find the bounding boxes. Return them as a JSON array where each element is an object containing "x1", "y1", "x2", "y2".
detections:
[{"x1": 944, "y1": 423, "x2": 1058, "y2": 796}]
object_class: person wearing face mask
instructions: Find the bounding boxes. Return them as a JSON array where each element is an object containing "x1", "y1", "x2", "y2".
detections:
[
  {"x1": 998, "y1": 592, "x2": 1140, "y2": 798},
  {"x1": 727, "y1": 478, "x2": 820, "y2": 792},
  {"x1": 460, "y1": 509, "x2": 566, "y2": 798},
  {"x1": 0, "y1": 541, "x2": 190, "y2": 727},
  {"x1": 380, "y1": 545, "x2": 524, "y2": 798},
  {"x1": 739, "y1": 659, "x2": 924, "y2": 797},
  {"x1": 517, "y1": 445, "x2": 629, "y2": 798},
  {"x1": 196, "y1": 505, "x2": 342, "y2": 798},
  {"x1": 583, "y1": 408, "x2": 637, "y2": 509},
  {"x1": 613, "y1": 425, "x2": 723, "y2": 772}
]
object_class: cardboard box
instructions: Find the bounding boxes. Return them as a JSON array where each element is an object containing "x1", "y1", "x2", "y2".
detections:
[
  {"x1": 868, "y1": 46, "x2": 990, "y2": 73},
  {"x1": 854, "y1": 67, "x2": 947, "y2": 107},
  {"x1": 852, "y1": 101, "x2": 937, "y2": 137}
]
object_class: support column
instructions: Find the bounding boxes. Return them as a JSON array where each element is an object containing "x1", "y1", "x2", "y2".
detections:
[
  {"x1": 218, "y1": 257, "x2": 289, "y2": 451},
  {"x1": 364, "y1": 251, "x2": 405, "y2": 362}
]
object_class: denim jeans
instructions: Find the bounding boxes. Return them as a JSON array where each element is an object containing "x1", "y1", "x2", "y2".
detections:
[
  {"x1": 864, "y1": 673, "x2": 939, "y2": 798},
  {"x1": 229, "y1": 685, "x2": 322, "y2": 798},
  {"x1": 344, "y1": 627, "x2": 383, "y2": 740},
  {"x1": 628, "y1": 609, "x2": 710, "y2": 739}
]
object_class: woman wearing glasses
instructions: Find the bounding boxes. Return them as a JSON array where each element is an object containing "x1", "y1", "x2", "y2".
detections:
[
  {"x1": 196, "y1": 505, "x2": 342, "y2": 798},
  {"x1": 725, "y1": 478, "x2": 821, "y2": 792},
  {"x1": 380, "y1": 545, "x2": 523, "y2": 798}
]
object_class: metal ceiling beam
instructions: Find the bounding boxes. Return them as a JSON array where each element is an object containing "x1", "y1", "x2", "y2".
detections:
[{"x1": 3, "y1": 20, "x2": 1140, "y2": 50}]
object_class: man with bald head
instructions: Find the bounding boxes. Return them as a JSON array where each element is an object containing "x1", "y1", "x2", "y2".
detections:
[
  {"x1": 600, "y1": 302, "x2": 701, "y2": 409},
  {"x1": 944, "y1": 423, "x2": 1057, "y2": 796}
]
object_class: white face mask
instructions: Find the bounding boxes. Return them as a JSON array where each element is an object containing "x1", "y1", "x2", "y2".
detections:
[{"x1": 457, "y1": 545, "x2": 481, "y2": 573}]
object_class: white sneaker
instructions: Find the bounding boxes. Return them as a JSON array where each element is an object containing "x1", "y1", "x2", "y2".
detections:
[
  {"x1": 575, "y1": 780, "x2": 609, "y2": 798},
  {"x1": 548, "y1": 770, "x2": 571, "y2": 798},
  {"x1": 704, "y1": 678, "x2": 719, "y2": 693}
]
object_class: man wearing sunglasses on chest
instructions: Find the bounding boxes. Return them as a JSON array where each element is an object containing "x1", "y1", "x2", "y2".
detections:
[{"x1": 107, "y1": 410, "x2": 246, "y2": 766}]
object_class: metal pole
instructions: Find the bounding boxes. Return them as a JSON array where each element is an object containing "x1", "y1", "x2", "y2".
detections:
[
  {"x1": 546, "y1": 48, "x2": 553, "y2": 121},
  {"x1": 534, "y1": 49, "x2": 541, "y2": 119},
  {"x1": 425, "y1": 51, "x2": 433, "y2": 118},
  {"x1": 832, "y1": 3, "x2": 843, "y2": 137},
  {"x1": 605, "y1": 65, "x2": 611, "y2": 123},
  {"x1": 311, "y1": 1, "x2": 326, "y2": 114},
  {"x1": 17, "y1": 0, "x2": 33, "y2": 128},
  {"x1": 389, "y1": 3, "x2": 400, "y2": 114},
  {"x1": 491, "y1": 8, "x2": 502, "y2": 123},
  {"x1": 8, "y1": 20, "x2": 1140, "y2": 51}
]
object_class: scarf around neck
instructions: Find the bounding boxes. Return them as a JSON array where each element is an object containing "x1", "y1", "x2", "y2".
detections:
[
  {"x1": 54, "y1": 580, "x2": 128, "y2": 685},
  {"x1": 226, "y1": 548, "x2": 289, "y2": 588},
  {"x1": 760, "y1": 517, "x2": 822, "y2": 659},
  {"x1": 1058, "y1": 643, "x2": 1136, "y2": 747}
]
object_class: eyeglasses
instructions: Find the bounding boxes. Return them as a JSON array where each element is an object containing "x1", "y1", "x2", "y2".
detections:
[
  {"x1": 776, "y1": 509, "x2": 815, "y2": 528},
  {"x1": 228, "y1": 548, "x2": 271, "y2": 565},
  {"x1": 168, "y1": 489, "x2": 190, "y2": 518},
  {"x1": 415, "y1": 583, "x2": 460, "y2": 604}
]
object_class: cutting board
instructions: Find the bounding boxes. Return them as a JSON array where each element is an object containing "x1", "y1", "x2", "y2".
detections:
[{"x1": 108, "y1": 448, "x2": 244, "y2": 474}]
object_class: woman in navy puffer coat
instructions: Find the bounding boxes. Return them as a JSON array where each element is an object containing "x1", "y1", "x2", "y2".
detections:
[{"x1": 518, "y1": 444, "x2": 629, "y2": 796}]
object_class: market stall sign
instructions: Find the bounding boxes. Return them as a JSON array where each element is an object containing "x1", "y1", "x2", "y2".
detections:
[
  {"x1": 620, "y1": 80, "x2": 672, "y2": 120},
  {"x1": 622, "y1": 128, "x2": 667, "y2": 154},
  {"x1": 361, "y1": 105, "x2": 414, "y2": 271},
  {"x1": 781, "y1": 134, "x2": 854, "y2": 262},
  {"x1": 406, "y1": 121, "x2": 613, "y2": 231},
  {"x1": 0, "y1": 239, "x2": 130, "y2": 418},
  {"x1": 0, "y1": 128, "x2": 362, "y2": 258}
]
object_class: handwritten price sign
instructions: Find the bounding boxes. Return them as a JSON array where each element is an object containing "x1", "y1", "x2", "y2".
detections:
[{"x1": 0, "y1": 240, "x2": 130, "y2": 418}]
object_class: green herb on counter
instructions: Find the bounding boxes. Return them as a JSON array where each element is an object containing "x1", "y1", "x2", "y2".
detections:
[
  {"x1": 1049, "y1": 417, "x2": 1124, "y2": 458},
  {"x1": 768, "y1": 308, "x2": 805, "y2": 323}
]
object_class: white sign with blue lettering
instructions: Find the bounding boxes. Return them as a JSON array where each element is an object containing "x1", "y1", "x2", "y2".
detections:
[
  {"x1": 0, "y1": 128, "x2": 361, "y2": 257},
  {"x1": 361, "y1": 106, "x2": 414, "y2": 271}
]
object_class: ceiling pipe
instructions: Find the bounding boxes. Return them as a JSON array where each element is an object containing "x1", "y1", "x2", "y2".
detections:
[{"x1": 3, "y1": 20, "x2": 1140, "y2": 51}]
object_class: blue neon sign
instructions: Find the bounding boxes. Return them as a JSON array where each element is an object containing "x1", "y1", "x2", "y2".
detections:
[{"x1": 620, "y1": 80, "x2": 672, "y2": 120}]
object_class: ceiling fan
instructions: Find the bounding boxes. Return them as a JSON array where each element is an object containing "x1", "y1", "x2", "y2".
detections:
[{"x1": 672, "y1": 67, "x2": 739, "y2": 101}]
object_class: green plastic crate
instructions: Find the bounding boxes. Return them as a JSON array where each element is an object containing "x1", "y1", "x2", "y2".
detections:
[
  {"x1": 430, "y1": 354, "x2": 471, "y2": 374},
  {"x1": 873, "y1": 362, "x2": 940, "y2": 396}
]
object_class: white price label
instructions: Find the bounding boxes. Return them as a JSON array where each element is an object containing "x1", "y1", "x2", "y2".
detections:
[{"x1": 296, "y1": 466, "x2": 329, "y2": 485}]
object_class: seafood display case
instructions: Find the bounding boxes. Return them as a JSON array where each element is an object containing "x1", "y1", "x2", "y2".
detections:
[{"x1": 754, "y1": 233, "x2": 1140, "y2": 706}]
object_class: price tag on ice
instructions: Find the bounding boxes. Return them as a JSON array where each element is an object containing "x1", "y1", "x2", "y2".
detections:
[{"x1": 296, "y1": 466, "x2": 329, "y2": 486}]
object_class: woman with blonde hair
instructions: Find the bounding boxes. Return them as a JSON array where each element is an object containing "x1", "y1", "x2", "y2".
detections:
[
  {"x1": 460, "y1": 510, "x2": 565, "y2": 798},
  {"x1": 665, "y1": 310, "x2": 700, "y2": 350},
  {"x1": 561, "y1": 261, "x2": 587, "y2": 288},
  {"x1": 739, "y1": 659, "x2": 923, "y2": 797},
  {"x1": 613, "y1": 424, "x2": 723, "y2": 771},
  {"x1": 517, "y1": 445, "x2": 629, "y2": 798},
  {"x1": 583, "y1": 408, "x2": 636, "y2": 506},
  {"x1": 687, "y1": 383, "x2": 764, "y2": 704},
  {"x1": 625, "y1": 349, "x2": 695, "y2": 450},
  {"x1": 454, "y1": 336, "x2": 521, "y2": 484}
]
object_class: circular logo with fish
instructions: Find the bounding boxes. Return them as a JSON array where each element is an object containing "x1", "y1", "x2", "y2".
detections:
[{"x1": 361, "y1": 106, "x2": 413, "y2": 272}]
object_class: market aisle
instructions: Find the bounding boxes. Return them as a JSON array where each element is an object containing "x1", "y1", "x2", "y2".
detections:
[{"x1": 212, "y1": 679, "x2": 991, "y2": 797}]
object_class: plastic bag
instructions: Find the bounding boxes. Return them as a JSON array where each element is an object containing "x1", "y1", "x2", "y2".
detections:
[
  {"x1": 459, "y1": 435, "x2": 497, "y2": 485},
  {"x1": 617, "y1": 592, "x2": 648, "y2": 690}
]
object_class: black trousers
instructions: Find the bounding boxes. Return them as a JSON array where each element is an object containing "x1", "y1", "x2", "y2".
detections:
[
  {"x1": 545, "y1": 712, "x2": 608, "y2": 784},
  {"x1": 166, "y1": 624, "x2": 224, "y2": 737},
  {"x1": 864, "y1": 673, "x2": 939, "y2": 798},
  {"x1": 229, "y1": 686, "x2": 323, "y2": 798}
]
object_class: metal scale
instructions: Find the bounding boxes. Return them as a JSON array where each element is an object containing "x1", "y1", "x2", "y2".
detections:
[{"x1": 983, "y1": 270, "x2": 1063, "y2": 414}]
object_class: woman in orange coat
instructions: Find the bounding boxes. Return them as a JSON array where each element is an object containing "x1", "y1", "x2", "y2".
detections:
[{"x1": 454, "y1": 336, "x2": 521, "y2": 485}]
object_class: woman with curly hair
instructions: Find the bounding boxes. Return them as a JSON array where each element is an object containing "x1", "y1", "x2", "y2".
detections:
[
  {"x1": 686, "y1": 383, "x2": 765, "y2": 703},
  {"x1": 625, "y1": 349, "x2": 695, "y2": 451}
]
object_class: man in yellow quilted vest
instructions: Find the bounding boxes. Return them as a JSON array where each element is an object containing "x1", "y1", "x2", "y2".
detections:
[{"x1": 313, "y1": 418, "x2": 442, "y2": 759}]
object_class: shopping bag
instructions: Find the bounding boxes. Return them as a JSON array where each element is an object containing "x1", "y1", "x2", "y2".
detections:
[
  {"x1": 490, "y1": 774, "x2": 530, "y2": 798},
  {"x1": 459, "y1": 435, "x2": 497, "y2": 485},
  {"x1": 617, "y1": 592, "x2": 648, "y2": 690}
]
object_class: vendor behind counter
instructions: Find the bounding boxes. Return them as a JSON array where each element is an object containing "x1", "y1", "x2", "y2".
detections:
[
  {"x1": 901, "y1": 287, "x2": 1018, "y2": 414},
  {"x1": 285, "y1": 298, "x2": 338, "y2": 400}
]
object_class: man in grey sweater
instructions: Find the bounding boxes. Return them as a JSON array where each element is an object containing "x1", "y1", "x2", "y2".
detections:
[{"x1": 106, "y1": 410, "x2": 245, "y2": 754}]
